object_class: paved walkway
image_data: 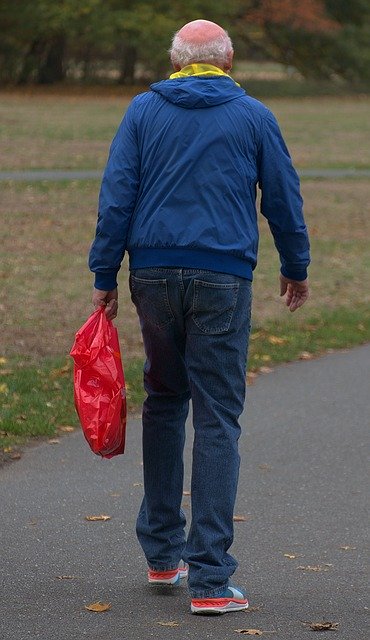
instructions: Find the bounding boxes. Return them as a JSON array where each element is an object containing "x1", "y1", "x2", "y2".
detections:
[
  {"x1": 0, "y1": 345, "x2": 369, "y2": 639},
  {"x1": 1, "y1": 168, "x2": 370, "y2": 181}
]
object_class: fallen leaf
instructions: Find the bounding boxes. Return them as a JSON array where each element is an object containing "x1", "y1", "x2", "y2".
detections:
[
  {"x1": 85, "y1": 601, "x2": 111, "y2": 613},
  {"x1": 339, "y1": 545, "x2": 356, "y2": 551},
  {"x1": 182, "y1": 502, "x2": 190, "y2": 508},
  {"x1": 183, "y1": 490, "x2": 191, "y2": 496},
  {"x1": 244, "y1": 605, "x2": 264, "y2": 613},
  {"x1": 233, "y1": 515, "x2": 248, "y2": 522},
  {"x1": 258, "y1": 463, "x2": 272, "y2": 472},
  {"x1": 299, "y1": 351, "x2": 313, "y2": 360},
  {"x1": 56, "y1": 575, "x2": 75, "y2": 580},
  {"x1": 3, "y1": 446, "x2": 12, "y2": 453},
  {"x1": 85, "y1": 515, "x2": 111, "y2": 522},
  {"x1": 58, "y1": 426, "x2": 75, "y2": 432},
  {"x1": 10, "y1": 452, "x2": 22, "y2": 460},
  {"x1": 133, "y1": 482, "x2": 143, "y2": 487},
  {"x1": 0, "y1": 357, "x2": 8, "y2": 365},
  {"x1": 283, "y1": 554, "x2": 297, "y2": 559},
  {"x1": 307, "y1": 621, "x2": 339, "y2": 631},
  {"x1": 235, "y1": 630, "x2": 263, "y2": 636},
  {"x1": 268, "y1": 336, "x2": 286, "y2": 345},
  {"x1": 110, "y1": 492, "x2": 121, "y2": 497},
  {"x1": 51, "y1": 362, "x2": 72, "y2": 377},
  {"x1": 0, "y1": 383, "x2": 9, "y2": 394},
  {"x1": 261, "y1": 355, "x2": 271, "y2": 362},
  {"x1": 297, "y1": 565, "x2": 330, "y2": 572},
  {"x1": 48, "y1": 438, "x2": 60, "y2": 445},
  {"x1": 250, "y1": 331, "x2": 263, "y2": 341},
  {"x1": 247, "y1": 372, "x2": 258, "y2": 385},
  {"x1": 157, "y1": 621, "x2": 180, "y2": 627},
  {"x1": 259, "y1": 366, "x2": 273, "y2": 374}
]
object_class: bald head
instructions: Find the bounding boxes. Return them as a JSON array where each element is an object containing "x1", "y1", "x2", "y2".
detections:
[
  {"x1": 170, "y1": 20, "x2": 234, "y2": 72},
  {"x1": 177, "y1": 20, "x2": 226, "y2": 44}
]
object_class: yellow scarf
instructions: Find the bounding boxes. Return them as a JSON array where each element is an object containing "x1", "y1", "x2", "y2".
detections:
[{"x1": 169, "y1": 63, "x2": 240, "y2": 86}]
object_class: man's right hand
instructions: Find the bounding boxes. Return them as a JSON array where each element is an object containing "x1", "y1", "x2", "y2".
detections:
[
  {"x1": 280, "y1": 275, "x2": 309, "y2": 312},
  {"x1": 92, "y1": 287, "x2": 118, "y2": 321}
]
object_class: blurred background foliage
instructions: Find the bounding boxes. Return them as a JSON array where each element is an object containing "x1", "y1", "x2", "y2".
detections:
[{"x1": 0, "y1": 0, "x2": 369, "y2": 86}]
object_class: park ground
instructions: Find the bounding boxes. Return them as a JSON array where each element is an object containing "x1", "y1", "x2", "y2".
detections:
[{"x1": 0, "y1": 89, "x2": 369, "y2": 453}]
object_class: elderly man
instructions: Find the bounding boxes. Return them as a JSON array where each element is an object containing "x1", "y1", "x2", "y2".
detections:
[{"x1": 89, "y1": 19, "x2": 310, "y2": 614}]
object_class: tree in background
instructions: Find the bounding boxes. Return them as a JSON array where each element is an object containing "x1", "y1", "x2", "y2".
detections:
[
  {"x1": 0, "y1": 0, "x2": 369, "y2": 84},
  {"x1": 240, "y1": 0, "x2": 370, "y2": 83}
]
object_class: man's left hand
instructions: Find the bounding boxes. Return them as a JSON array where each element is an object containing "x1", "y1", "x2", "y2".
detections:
[{"x1": 280, "y1": 275, "x2": 309, "y2": 312}]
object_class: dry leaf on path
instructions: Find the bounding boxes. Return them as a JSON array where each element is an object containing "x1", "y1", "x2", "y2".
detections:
[
  {"x1": 339, "y1": 545, "x2": 356, "y2": 551},
  {"x1": 48, "y1": 438, "x2": 60, "y2": 445},
  {"x1": 183, "y1": 490, "x2": 191, "y2": 496},
  {"x1": 247, "y1": 372, "x2": 258, "y2": 385},
  {"x1": 85, "y1": 601, "x2": 111, "y2": 613},
  {"x1": 233, "y1": 515, "x2": 248, "y2": 522},
  {"x1": 283, "y1": 553, "x2": 297, "y2": 559},
  {"x1": 307, "y1": 621, "x2": 339, "y2": 631},
  {"x1": 244, "y1": 604, "x2": 264, "y2": 613},
  {"x1": 157, "y1": 621, "x2": 180, "y2": 627},
  {"x1": 235, "y1": 630, "x2": 264, "y2": 636},
  {"x1": 258, "y1": 463, "x2": 272, "y2": 472},
  {"x1": 85, "y1": 515, "x2": 111, "y2": 522},
  {"x1": 259, "y1": 366, "x2": 274, "y2": 374},
  {"x1": 297, "y1": 565, "x2": 331, "y2": 572},
  {"x1": 58, "y1": 426, "x2": 75, "y2": 432},
  {"x1": 10, "y1": 452, "x2": 22, "y2": 460},
  {"x1": 56, "y1": 575, "x2": 75, "y2": 580}
]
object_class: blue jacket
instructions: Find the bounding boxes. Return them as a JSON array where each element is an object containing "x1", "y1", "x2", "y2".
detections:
[{"x1": 89, "y1": 76, "x2": 310, "y2": 290}]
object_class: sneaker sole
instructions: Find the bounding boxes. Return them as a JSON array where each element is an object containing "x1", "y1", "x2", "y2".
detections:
[
  {"x1": 148, "y1": 567, "x2": 188, "y2": 585},
  {"x1": 191, "y1": 599, "x2": 249, "y2": 615}
]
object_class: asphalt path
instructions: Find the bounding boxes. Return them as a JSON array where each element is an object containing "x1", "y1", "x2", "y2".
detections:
[
  {"x1": 0, "y1": 345, "x2": 369, "y2": 639},
  {"x1": 1, "y1": 168, "x2": 370, "y2": 181}
]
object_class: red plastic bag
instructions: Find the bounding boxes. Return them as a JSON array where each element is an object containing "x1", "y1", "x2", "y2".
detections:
[{"x1": 70, "y1": 306, "x2": 126, "y2": 458}]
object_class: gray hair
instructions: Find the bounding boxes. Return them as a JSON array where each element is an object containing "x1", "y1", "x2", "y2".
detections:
[{"x1": 169, "y1": 30, "x2": 233, "y2": 69}]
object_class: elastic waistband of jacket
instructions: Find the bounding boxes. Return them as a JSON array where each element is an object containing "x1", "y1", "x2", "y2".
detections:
[{"x1": 128, "y1": 247, "x2": 253, "y2": 281}]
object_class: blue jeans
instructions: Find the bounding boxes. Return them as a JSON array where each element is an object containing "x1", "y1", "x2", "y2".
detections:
[{"x1": 129, "y1": 267, "x2": 252, "y2": 598}]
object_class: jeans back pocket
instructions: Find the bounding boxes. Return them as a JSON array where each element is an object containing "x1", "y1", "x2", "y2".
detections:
[
  {"x1": 130, "y1": 275, "x2": 174, "y2": 329},
  {"x1": 192, "y1": 279, "x2": 239, "y2": 334}
]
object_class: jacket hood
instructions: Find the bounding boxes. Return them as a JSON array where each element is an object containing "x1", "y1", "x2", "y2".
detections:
[{"x1": 150, "y1": 76, "x2": 246, "y2": 109}]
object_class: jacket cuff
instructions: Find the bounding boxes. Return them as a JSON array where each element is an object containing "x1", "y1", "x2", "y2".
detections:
[
  {"x1": 281, "y1": 267, "x2": 308, "y2": 282},
  {"x1": 93, "y1": 272, "x2": 118, "y2": 291}
]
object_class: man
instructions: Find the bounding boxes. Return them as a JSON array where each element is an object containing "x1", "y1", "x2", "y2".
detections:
[{"x1": 89, "y1": 19, "x2": 310, "y2": 615}]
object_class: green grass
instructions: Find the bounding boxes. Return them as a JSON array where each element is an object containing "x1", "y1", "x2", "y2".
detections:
[
  {"x1": 1, "y1": 92, "x2": 370, "y2": 170},
  {"x1": 2, "y1": 305, "x2": 368, "y2": 450},
  {"x1": 0, "y1": 355, "x2": 146, "y2": 449}
]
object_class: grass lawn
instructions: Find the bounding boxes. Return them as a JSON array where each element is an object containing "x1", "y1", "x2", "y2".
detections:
[
  {"x1": 0, "y1": 91, "x2": 369, "y2": 451},
  {"x1": 1, "y1": 91, "x2": 369, "y2": 170}
]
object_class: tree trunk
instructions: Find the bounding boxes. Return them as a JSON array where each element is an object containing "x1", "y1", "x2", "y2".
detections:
[
  {"x1": 118, "y1": 44, "x2": 137, "y2": 84},
  {"x1": 37, "y1": 34, "x2": 66, "y2": 84},
  {"x1": 17, "y1": 38, "x2": 48, "y2": 84}
]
